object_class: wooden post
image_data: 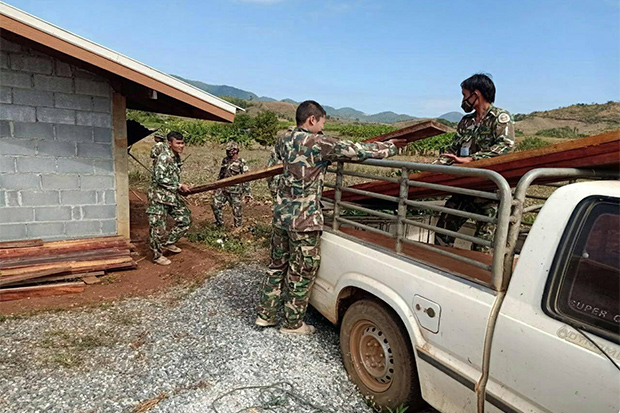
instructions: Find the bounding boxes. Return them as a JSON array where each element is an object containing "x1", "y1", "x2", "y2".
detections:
[{"x1": 112, "y1": 93, "x2": 130, "y2": 239}]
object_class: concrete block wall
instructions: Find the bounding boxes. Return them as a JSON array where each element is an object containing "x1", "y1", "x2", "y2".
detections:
[{"x1": 0, "y1": 37, "x2": 117, "y2": 241}]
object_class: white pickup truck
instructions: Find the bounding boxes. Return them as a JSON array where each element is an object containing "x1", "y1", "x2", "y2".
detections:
[{"x1": 310, "y1": 161, "x2": 619, "y2": 413}]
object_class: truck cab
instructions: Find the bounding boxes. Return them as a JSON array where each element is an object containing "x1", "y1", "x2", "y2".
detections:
[{"x1": 310, "y1": 161, "x2": 619, "y2": 413}]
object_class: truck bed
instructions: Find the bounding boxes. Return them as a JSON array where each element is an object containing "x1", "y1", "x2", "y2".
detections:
[{"x1": 338, "y1": 227, "x2": 493, "y2": 284}]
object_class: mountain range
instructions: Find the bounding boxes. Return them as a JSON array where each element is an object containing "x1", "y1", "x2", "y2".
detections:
[{"x1": 174, "y1": 75, "x2": 461, "y2": 124}]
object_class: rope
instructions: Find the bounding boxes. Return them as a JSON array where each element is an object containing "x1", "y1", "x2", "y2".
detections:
[{"x1": 211, "y1": 382, "x2": 333, "y2": 413}]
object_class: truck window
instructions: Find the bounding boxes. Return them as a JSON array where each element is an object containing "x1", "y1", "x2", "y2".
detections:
[{"x1": 544, "y1": 197, "x2": 620, "y2": 342}]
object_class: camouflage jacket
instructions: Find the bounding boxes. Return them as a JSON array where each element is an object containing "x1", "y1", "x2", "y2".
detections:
[
  {"x1": 148, "y1": 146, "x2": 183, "y2": 206},
  {"x1": 266, "y1": 147, "x2": 281, "y2": 201},
  {"x1": 439, "y1": 104, "x2": 515, "y2": 164},
  {"x1": 150, "y1": 141, "x2": 168, "y2": 168},
  {"x1": 272, "y1": 127, "x2": 398, "y2": 232},
  {"x1": 217, "y1": 157, "x2": 250, "y2": 195}
]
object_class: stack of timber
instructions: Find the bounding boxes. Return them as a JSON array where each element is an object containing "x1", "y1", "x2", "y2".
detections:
[
  {"x1": 184, "y1": 120, "x2": 452, "y2": 195},
  {"x1": 0, "y1": 236, "x2": 136, "y2": 302},
  {"x1": 324, "y1": 130, "x2": 620, "y2": 205}
]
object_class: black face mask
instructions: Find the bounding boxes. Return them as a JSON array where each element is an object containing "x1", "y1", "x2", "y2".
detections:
[{"x1": 461, "y1": 92, "x2": 478, "y2": 113}]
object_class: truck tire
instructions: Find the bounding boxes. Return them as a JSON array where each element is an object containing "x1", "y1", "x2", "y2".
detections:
[{"x1": 340, "y1": 298, "x2": 424, "y2": 411}]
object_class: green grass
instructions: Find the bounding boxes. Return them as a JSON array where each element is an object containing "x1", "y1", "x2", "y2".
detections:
[
  {"x1": 186, "y1": 223, "x2": 247, "y2": 254},
  {"x1": 534, "y1": 126, "x2": 586, "y2": 139},
  {"x1": 516, "y1": 136, "x2": 551, "y2": 152}
]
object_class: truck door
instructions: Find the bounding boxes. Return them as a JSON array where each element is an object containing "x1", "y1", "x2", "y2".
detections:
[{"x1": 487, "y1": 196, "x2": 619, "y2": 412}]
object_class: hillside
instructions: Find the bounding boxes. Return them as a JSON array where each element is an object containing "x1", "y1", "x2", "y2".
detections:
[{"x1": 515, "y1": 101, "x2": 619, "y2": 135}]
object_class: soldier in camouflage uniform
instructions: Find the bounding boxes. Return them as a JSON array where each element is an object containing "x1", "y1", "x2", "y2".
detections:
[
  {"x1": 211, "y1": 141, "x2": 252, "y2": 228},
  {"x1": 434, "y1": 74, "x2": 515, "y2": 253},
  {"x1": 147, "y1": 131, "x2": 192, "y2": 266},
  {"x1": 256, "y1": 101, "x2": 406, "y2": 334},
  {"x1": 150, "y1": 132, "x2": 167, "y2": 168}
]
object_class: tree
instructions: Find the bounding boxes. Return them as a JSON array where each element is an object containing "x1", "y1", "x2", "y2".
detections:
[{"x1": 251, "y1": 111, "x2": 279, "y2": 146}]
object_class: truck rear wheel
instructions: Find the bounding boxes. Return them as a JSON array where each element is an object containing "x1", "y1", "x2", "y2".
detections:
[{"x1": 340, "y1": 299, "x2": 424, "y2": 411}]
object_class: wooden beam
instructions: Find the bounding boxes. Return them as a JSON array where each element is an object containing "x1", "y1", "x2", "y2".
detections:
[
  {"x1": 185, "y1": 165, "x2": 283, "y2": 195},
  {"x1": 0, "y1": 282, "x2": 85, "y2": 302},
  {"x1": 0, "y1": 239, "x2": 43, "y2": 249},
  {"x1": 0, "y1": 267, "x2": 71, "y2": 287}
]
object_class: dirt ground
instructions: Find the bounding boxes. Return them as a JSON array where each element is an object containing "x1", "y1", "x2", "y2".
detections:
[{"x1": 0, "y1": 189, "x2": 275, "y2": 316}]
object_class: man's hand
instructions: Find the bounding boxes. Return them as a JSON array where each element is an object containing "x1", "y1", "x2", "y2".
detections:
[
  {"x1": 179, "y1": 183, "x2": 191, "y2": 193},
  {"x1": 388, "y1": 138, "x2": 408, "y2": 148},
  {"x1": 440, "y1": 153, "x2": 473, "y2": 164}
]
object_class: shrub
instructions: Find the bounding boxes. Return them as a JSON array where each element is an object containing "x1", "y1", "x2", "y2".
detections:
[
  {"x1": 251, "y1": 111, "x2": 280, "y2": 146},
  {"x1": 534, "y1": 127, "x2": 586, "y2": 139},
  {"x1": 516, "y1": 137, "x2": 551, "y2": 151},
  {"x1": 405, "y1": 132, "x2": 455, "y2": 156}
]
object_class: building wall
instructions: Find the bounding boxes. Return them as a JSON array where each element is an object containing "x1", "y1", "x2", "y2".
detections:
[{"x1": 0, "y1": 37, "x2": 117, "y2": 241}]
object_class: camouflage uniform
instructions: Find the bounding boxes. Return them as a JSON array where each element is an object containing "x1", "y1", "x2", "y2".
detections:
[
  {"x1": 211, "y1": 143, "x2": 251, "y2": 227},
  {"x1": 257, "y1": 127, "x2": 398, "y2": 329},
  {"x1": 435, "y1": 105, "x2": 515, "y2": 253},
  {"x1": 266, "y1": 147, "x2": 281, "y2": 202},
  {"x1": 147, "y1": 145, "x2": 191, "y2": 260},
  {"x1": 150, "y1": 138, "x2": 167, "y2": 169}
]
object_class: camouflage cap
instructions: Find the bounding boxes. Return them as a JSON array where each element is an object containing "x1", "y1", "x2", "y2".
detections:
[
  {"x1": 226, "y1": 141, "x2": 240, "y2": 151},
  {"x1": 153, "y1": 131, "x2": 165, "y2": 142}
]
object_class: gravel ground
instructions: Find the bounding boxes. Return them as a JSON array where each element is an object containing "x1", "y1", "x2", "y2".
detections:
[{"x1": 0, "y1": 264, "x2": 375, "y2": 413}]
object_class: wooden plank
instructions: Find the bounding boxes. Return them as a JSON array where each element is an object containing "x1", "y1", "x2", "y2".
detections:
[
  {"x1": 0, "y1": 257, "x2": 135, "y2": 278},
  {"x1": 363, "y1": 120, "x2": 452, "y2": 143},
  {"x1": 185, "y1": 165, "x2": 283, "y2": 195},
  {"x1": 0, "y1": 282, "x2": 85, "y2": 302},
  {"x1": 0, "y1": 248, "x2": 131, "y2": 270},
  {"x1": 185, "y1": 121, "x2": 451, "y2": 196},
  {"x1": 325, "y1": 130, "x2": 620, "y2": 203},
  {"x1": 0, "y1": 266, "x2": 72, "y2": 287},
  {"x1": 0, "y1": 239, "x2": 43, "y2": 249},
  {"x1": 0, "y1": 271, "x2": 105, "y2": 288},
  {"x1": 0, "y1": 238, "x2": 131, "y2": 259}
]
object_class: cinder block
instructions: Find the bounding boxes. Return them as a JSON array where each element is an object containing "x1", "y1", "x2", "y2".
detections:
[
  {"x1": 21, "y1": 190, "x2": 60, "y2": 206},
  {"x1": 35, "y1": 206, "x2": 72, "y2": 221},
  {"x1": 76, "y1": 111, "x2": 111, "y2": 128},
  {"x1": 0, "y1": 86, "x2": 11, "y2": 103},
  {"x1": 0, "y1": 138, "x2": 37, "y2": 155},
  {"x1": 71, "y1": 206, "x2": 82, "y2": 220},
  {"x1": 34, "y1": 75, "x2": 72, "y2": 93},
  {"x1": 0, "y1": 120, "x2": 11, "y2": 137},
  {"x1": 0, "y1": 104, "x2": 36, "y2": 122},
  {"x1": 0, "y1": 173, "x2": 40, "y2": 190},
  {"x1": 13, "y1": 89, "x2": 54, "y2": 107},
  {"x1": 0, "y1": 156, "x2": 16, "y2": 172},
  {"x1": 61, "y1": 190, "x2": 97, "y2": 205},
  {"x1": 93, "y1": 159, "x2": 114, "y2": 174},
  {"x1": 54, "y1": 60, "x2": 72, "y2": 77},
  {"x1": 104, "y1": 190, "x2": 116, "y2": 204},
  {"x1": 6, "y1": 191, "x2": 19, "y2": 207},
  {"x1": 74, "y1": 68, "x2": 100, "y2": 80},
  {"x1": 92, "y1": 97, "x2": 111, "y2": 113},
  {"x1": 56, "y1": 124, "x2": 93, "y2": 142},
  {"x1": 81, "y1": 204, "x2": 116, "y2": 219},
  {"x1": 41, "y1": 174, "x2": 79, "y2": 190},
  {"x1": 1, "y1": 70, "x2": 32, "y2": 88},
  {"x1": 0, "y1": 224, "x2": 27, "y2": 241},
  {"x1": 77, "y1": 142, "x2": 112, "y2": 158},
  {"x1": 55, "y1": 93, "x2": 92, "y2": 111},
  {"x1": 0, "y1": 38, "x2": 22, "y2": 53},
  {"x1": 17, "y1": 156, "x2": 56, "y2": 173},
  {"x1": 56, "y1": 157, "x2": 94, "y2": 174},
  {"x1": 80, "y1": 174, "x2": 115, "y2": 190},
  {"x1": 75, "y1": 78, "x2": 110, "y2": 97},
  {"x1": 0, "y1": 52, "x2": 7, "y2": 70},
  {"x1": 10, "y1": 55, "x2": 53, "y2": 74},
  {"x1": 93, "y1": 127, "x2": 112, "y2": 143},
  {"x1": 0, "y1": 192, "x2": 4, "y2": 208},
  {"x1": 37, "y1": 107, "x2": 75, "y2": 124},
  {"x1": 37, "y1": 140, "x2": 76, "y2": 157},
  {"x1": 0, "y1": 207, "x2": 34, "y2": 223},
  {"x1": 65, "y1": 220, "x2": 100, "y2": 236},
  {"x1": 27, "y1": 222, "x2": 65, "y2": 238},
  {"x1": 13, "y1": 122, "x2": 54, "y2": 139},
  {"x1": 101, "y1": 219, "x2": 117, "y2": 235}
]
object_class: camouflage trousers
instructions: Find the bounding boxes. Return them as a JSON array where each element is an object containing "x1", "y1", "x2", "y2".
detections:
[
  {"x1": 434, "y1": 194, "x2": 497, "y2": 253},
  {"x1": 147, "y1": 198, "x2": 192, "y2": 260},
  {"x1": 212, "y1": 189, "x2": 243, "y2": 227},
  {"x1": 257, "y1": 227, "x2": 322, "y2": 329}
]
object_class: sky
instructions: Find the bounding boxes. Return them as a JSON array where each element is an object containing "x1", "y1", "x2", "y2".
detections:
[{"x1": 5, "y1": 0, "x2": 620, "y2": 117}]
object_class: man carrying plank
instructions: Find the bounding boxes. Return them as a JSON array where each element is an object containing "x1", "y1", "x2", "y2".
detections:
[
  {"x1": 256, "y1": 100, "x2": 407, "y2": 334},
  {"x1": 435, "y1": 73, "x2": 515, "y2": 252}
]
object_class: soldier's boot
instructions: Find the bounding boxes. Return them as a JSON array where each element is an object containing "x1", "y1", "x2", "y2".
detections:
[
  {"x1": 154, "y1": 256, "x2": 171, "y2": 266},
  {"x1": 280, "y1": 322, "x2": 315, "y2": 335},
  {"x1": 165, "y1": 244, "x2": 182, "y2": 253},
  {"x1": 255, "y1": 316, "x2": 277, "y2": 327}
]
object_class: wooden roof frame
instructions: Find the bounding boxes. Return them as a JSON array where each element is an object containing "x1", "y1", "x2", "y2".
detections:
[{"x1": 0, "y1": 3, "x2": 238, "y2": 122}]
